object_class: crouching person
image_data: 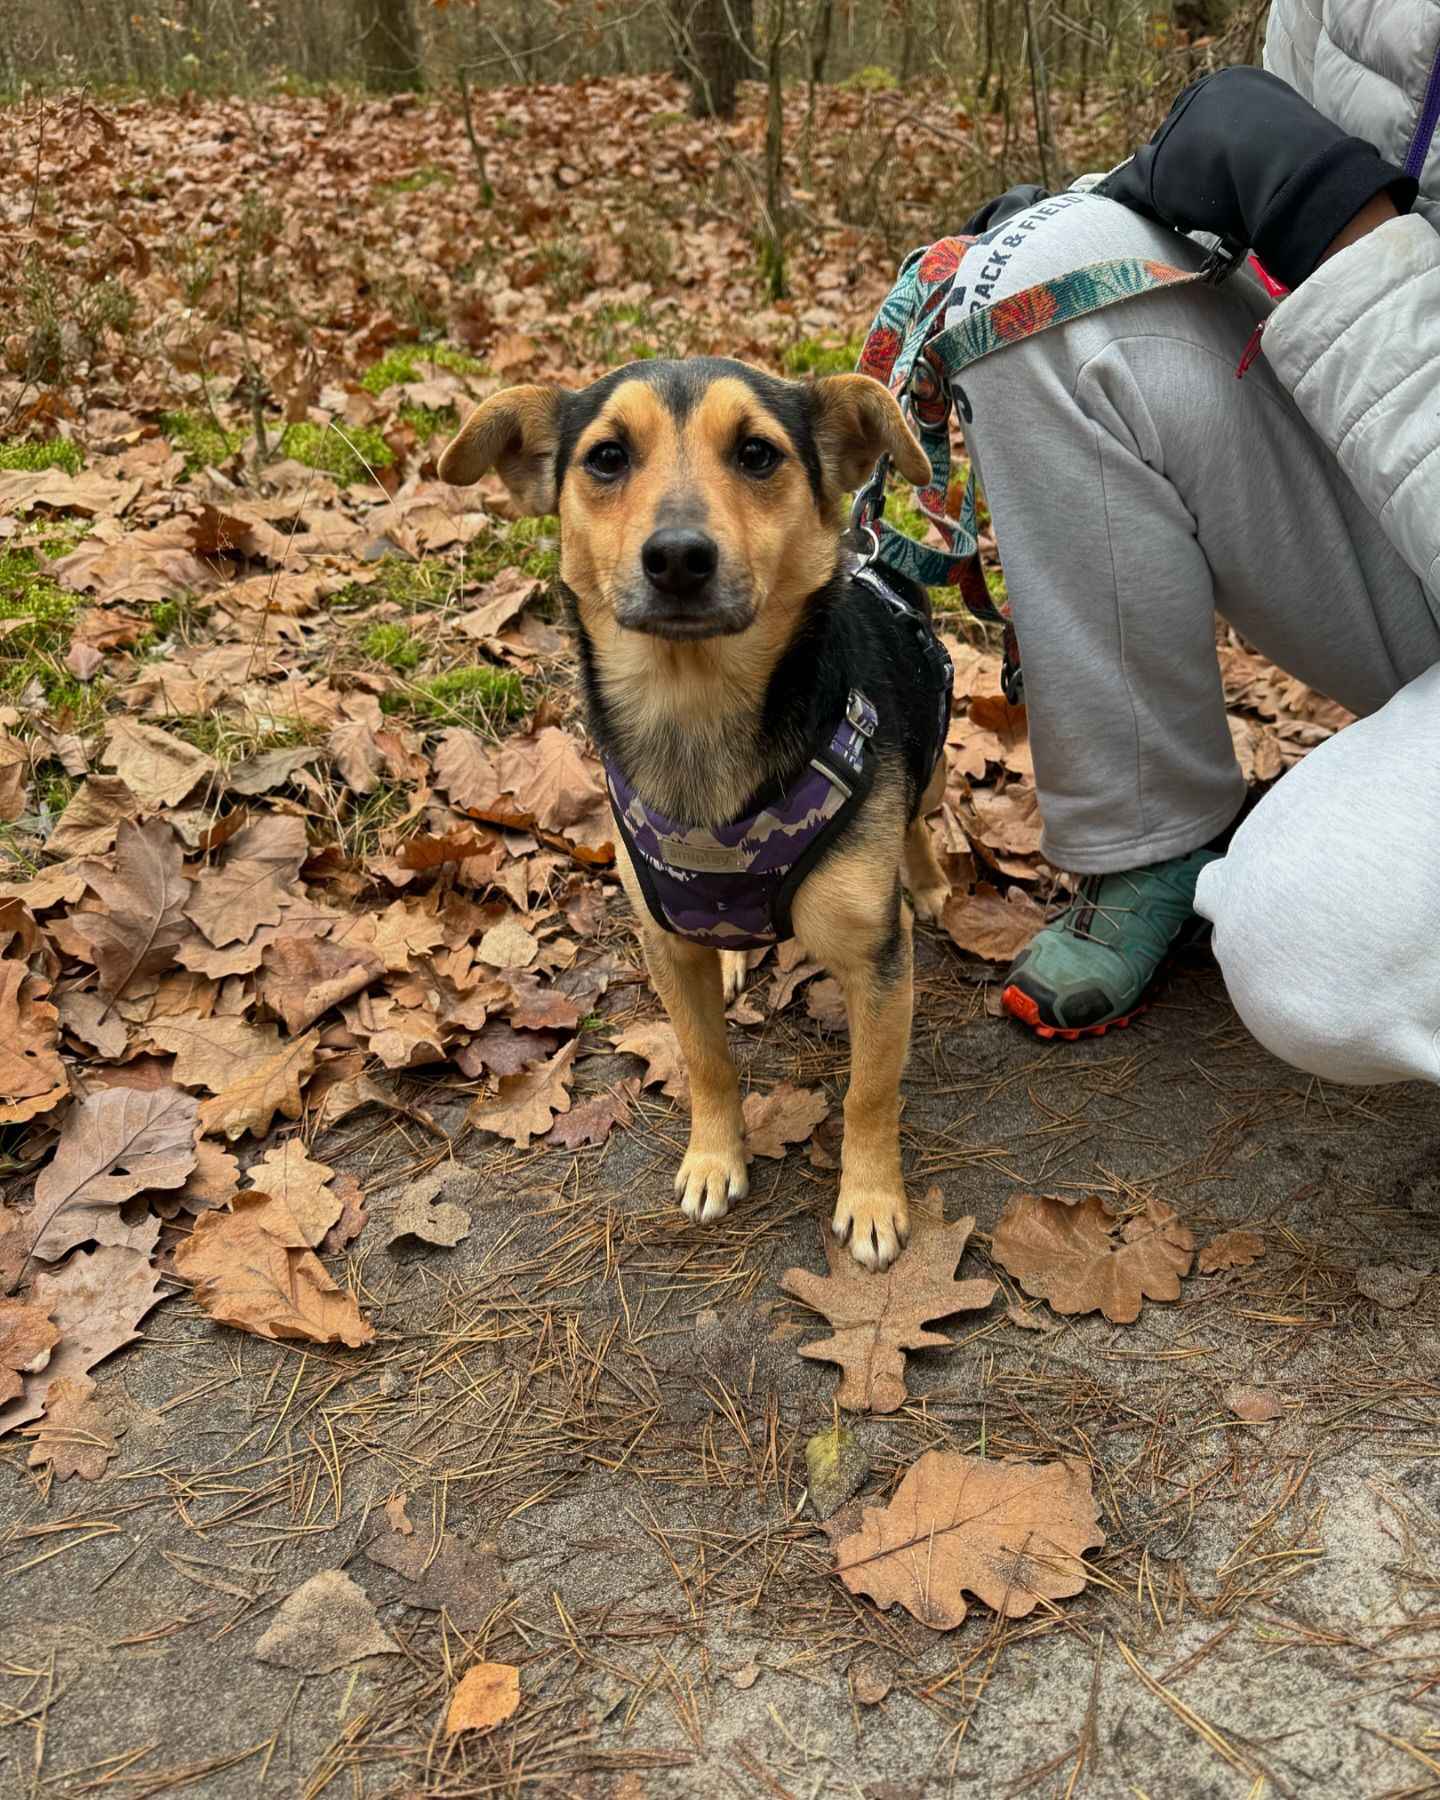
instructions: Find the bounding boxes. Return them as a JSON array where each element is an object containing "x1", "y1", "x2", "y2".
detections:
[{"x1": 949, "y1": 6, "x2": 1440, "y2": 1085}]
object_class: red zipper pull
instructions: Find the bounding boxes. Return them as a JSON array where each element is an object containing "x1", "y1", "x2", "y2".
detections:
[{"x1": 1236, "y1": 320, "x2": 1266, "y2": 379}]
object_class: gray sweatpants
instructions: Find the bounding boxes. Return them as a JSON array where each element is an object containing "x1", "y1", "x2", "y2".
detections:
[{"x1": 954, "y1": 196, "x2": 1440, "y2": 1084}]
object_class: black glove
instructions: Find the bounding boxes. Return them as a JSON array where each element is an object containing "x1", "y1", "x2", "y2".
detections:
[
  {"x1": 962, "y1": 183, "x2": 1051, "y2": 237},
  {"x1": 1097, "y1": 66, "x2": 1416, "y2": 288}
]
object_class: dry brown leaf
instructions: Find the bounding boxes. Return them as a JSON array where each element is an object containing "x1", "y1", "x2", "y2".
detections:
[
  {"x1": 174, "y1": 1190, "x2": 374, "y2": 1348},
  {"x1": 254, "y1": 1570, "x2": 398, "y2": 1673},
  {"x1": 940, "y1": 882, "x2": 1044, "y2": 962},
  {"x1": 0, "y1": 1244, "x2": 166, "y2": 1437},
  {"x1": 446, "y1": 1662, "x2": 521, "y2": 1737},
  {"x1": 71, "y1": 817, "x2": 191, "y2": 1003},
  {"x1": 194, "y1": 1026, "x2": 321, "y2": 1141},
  {"x1": 0, "y1": 1297, "x2": 60, "y2": 1407},
  {"x1": 25, "y1": 1375, "x2": 118, "y2": 1481},
  {"x1": 1198, "y1": 1229, "x2": 1266, "y2": 1274},
  {"x1": 468, "y1": 1039, "x2": 577, "y2": 1146},
  {"x1": 101, "y1": 718, "x2": 216, "y2": 808},
  {"x1": 454, "y1": 1021, "x2": 556, "y2": 1078},
  {"x1": 478, "y1": 914, "x2": 537, "y2": 969},
  {"x1": 1226, "y1": 1386, "x2": 1283, "y2": 1423},
  {"x1": 457, "y1": 567, "x2": 540, "y2": 639},
  {"x1": 55, "y1": 987, "x2": 128, "y2": 1060},
  {"x1": 781, "y1": 1213, "x2": 998, "y2": 1414},
  {"x1": 1355, "y1": 1264, "x2": 1426, "y2": 1310},
  {"x1": 162, "y1": 1139, "x2": 240, "y2": 1218},
  {"x1": 385, "y1": 1174, "x2": 472, "y2": 1249},
  {"x1": 991, "y1": 1194, "x2": 1194, "y2": 1325},
  {"x1": 0, "y1": 958, "x2": 67, "y2": 1124},
  {"x1": 546, "y1": 1081, "x2": 637, "y2": 1149},
  {"x1": 432, "y1": 728, "x2": 501, "y2": 811},
  {"x1": 833, "y1": 1450, "x2": 1104, "y2": 1628},
  {"x1": 743, "y1": 1082, "x2": 829, "y2": 1158},
  {"x1": 612, "y1": 1020, "x2": 686, "y2": 1099},
  {"x1": 366, "y1": 1521, "x2": 507, "y2": 1630},
  {"x1": 46, "y1": 775, "x2": 140, "y2": 857},
  {"x1": 28, "y1": 1085, "x2": 198, "y2": 1263},
  {"x1": 182, "y1": 813, "x2": 307, "y2": 948},
  {"x1": 258, "y1": 932, "x2": 383, "y2": 1033},
  {"x1": 243, "y1": 1141, "x2": 345, "y2": 1247},
  {"x1": 495, "y1": 726, "x2": 602, "y2": 831}
]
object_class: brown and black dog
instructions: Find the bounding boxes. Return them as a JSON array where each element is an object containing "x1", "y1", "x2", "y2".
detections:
[{"x1": 440, "y1": 359, "x2": 950, "y2": 1269}]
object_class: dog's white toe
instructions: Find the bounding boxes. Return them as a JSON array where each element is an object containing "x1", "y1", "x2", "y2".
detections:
[
  {"x1": 831, "y1": 1189, "x2": 909, "y2": 1271},
  {"x1": 676, "y1": 1148, "x2": 749, "y2": 1224},
  {"x1": 721, "y1": 951, "x2": 749, "y2": 1005}
]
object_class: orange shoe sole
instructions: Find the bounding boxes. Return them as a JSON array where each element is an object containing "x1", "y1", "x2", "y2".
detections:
[{"x1": 1000, "y1": 983, "x2": 1149, "y2": 1041}]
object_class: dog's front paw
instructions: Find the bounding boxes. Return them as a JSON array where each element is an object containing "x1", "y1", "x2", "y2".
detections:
[
  {"x1": 832, "y1": 1185, "x2": 910, "y2": 1271},
  {"x1": 721, "y1": 951, "x2": 749, "y2": 1004},
  {"x1": 908, "y1": 880, "x2": 950, "y2": 924},
  {"x1": 676, "y1": 1144, "x2": 749, "y2": 1224}
]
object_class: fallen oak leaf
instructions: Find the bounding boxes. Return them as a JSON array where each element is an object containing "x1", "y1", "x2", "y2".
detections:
[
  {"x1": 258, "y1": 932, "x2": 383, "y2": 1033},
  {"x1": 611, "y1": 1020, "x2": 686, "y2": 1099},
  {"x1": 45, "y1": 775, "x2": 140, "y2": 858},
  {"x1": 0, "y1": 1243, "x2": 167, "y2": 1437},
  {"x1": 477, "y1": 914, "x2": 538, "y2": 970},
  {"x1": 546, "y1": 1080, "x2": 637, "y2": 1150},
  {"x1": 255, "y1": 1570, "x2": 398, "y2": 1674},
  {"x1": 454, "y1": 1021, "x2": 557, "y2": 1078},
  {"x1": 174, "y1": 1190, "x2": 374, "y2": 1348},
  {"x1": 0, "y1": 958, "x2": 67, "y2": 1124},
  {"x1": 940, "y1": 882, "x2": 1044, "y2": 962},
  {"x1": 27, "y1": 1085, "x2": 198, "y2": 1264},
  {"x1": 196, "y1": 1027, "x2": 322, "y2": 1141},
  {"x1": 0, "y1": 1297, "x2": 60, "y2": 1406},
  {"x1": 446, "y1": 1662, "x2": 520, "y2": 1737},
  {"x1": 385, "y1": 1174, "x2": 472, "y2": 1249},
  {"x1": 366, "y1": 1520, "x2": 507, "y2": 1631},
  {"x1": 70, "y1": 816, "x2": 191, "y2": 1004},
  {"x1": 101, "y1": 718, "x2": 216, "y2": 809},
  {"x1": 494, "y1": 726, "x2": 602, "y2": 832},
  {"x1": 991, "y1": 1194, "x2": 1194, "y2": 1326},
  {"x1": 1355, "y1": 1264, "x2": 1426, "y2": 1310},
  {"x1": 1198, "y1": 1229, "x2": 1266, "y2": 1274},
  {"x1": 243, "y1": 1140, "x2": 347, "y2": 1247},
  {"x1": 780, "y1": 1212, "x2": 998, "y2": 1414},
  {"x1": 743, "y1": 1082, "x2": 828, "y2": 1159},
  {"x1": 25, "y1": 1375, "x2": 118, "y2": 1481},
  {"x1": 183, "y1": 813, "x2": 307, "y2": 948},
  {"x1": 468, "y1": 1039, "x2": 577, "y2": 1147},
  {"x1": 832, "y1": 1449, "x2": 1105, "y2": 1628}
]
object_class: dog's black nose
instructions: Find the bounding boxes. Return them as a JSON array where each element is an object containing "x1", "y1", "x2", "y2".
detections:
[{"x1": 641, "y1": 528, "x2": 717, "y2": 600}]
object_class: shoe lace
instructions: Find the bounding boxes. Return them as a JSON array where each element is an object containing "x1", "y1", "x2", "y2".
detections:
[{"x1": 1052, "y1": 871, "x2": 1174, "y2": 959}]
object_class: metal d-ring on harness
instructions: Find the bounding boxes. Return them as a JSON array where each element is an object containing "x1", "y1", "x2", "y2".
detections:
[{"x1": 851, "y1": 234, "x2": 1229, "y2": 704}]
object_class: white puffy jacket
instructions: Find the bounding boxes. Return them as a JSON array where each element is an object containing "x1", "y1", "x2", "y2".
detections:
[{"x1": 1261, "y1": 2, "x2": 1440, "y2": 607}]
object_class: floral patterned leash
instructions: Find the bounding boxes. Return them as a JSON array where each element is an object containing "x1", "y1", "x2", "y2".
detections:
[{"x1": 852, "y1": 237, "x2": 1214, "y2": 701}]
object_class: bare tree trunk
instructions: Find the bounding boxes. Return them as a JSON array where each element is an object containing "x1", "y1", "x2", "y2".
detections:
[
  {"x1": 356, "y1": 0, "x2": 421, "y2": 93},
  {"x1": 672, "y1": 0, "x2": 755, "y2": 118},
  {"x1": 809, "y1": 0, "x2": 833, "y2": 84},
  {"x1": 760, "y1": 0, "x2": 786, "y2": 296}
]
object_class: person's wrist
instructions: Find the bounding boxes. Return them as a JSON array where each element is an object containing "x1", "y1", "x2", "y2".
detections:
[
  {"x1": 1253, "y1": 138, "x2": 1416, "y2": 288},
  {"x1": 1318, "y1": 192, "x2": 1401, "y2": 265}
]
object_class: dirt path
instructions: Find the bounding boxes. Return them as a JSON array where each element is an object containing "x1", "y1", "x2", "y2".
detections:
[{"x1": 5, "y1": 939, "x2": 1440, "y2": 1799}]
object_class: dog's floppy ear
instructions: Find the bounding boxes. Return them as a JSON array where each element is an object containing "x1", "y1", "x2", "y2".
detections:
[
  {"x1": 808, "y1": 373, "x2": 931, "y2": 491},
  {"x1": 438, "y1": 385, "x2": 566, "y2": 513}
]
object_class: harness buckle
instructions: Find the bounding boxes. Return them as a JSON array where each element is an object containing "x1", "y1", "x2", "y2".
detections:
[{"x1": 846, "y1": 690, "x2": 877, "y2": 738}]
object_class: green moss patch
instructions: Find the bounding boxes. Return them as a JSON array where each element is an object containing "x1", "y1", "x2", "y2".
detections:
[
  {"x1": 0, "y1": 439, "x2": 84, "y2": 475},
  {"x1": 466, "y1": 516, "x2": 560, "y2": 587},
  {"x1": 781, "y1": 337, "x2": 864, "y2": 379},
  {"x1": 382, "y1": 664, "x2": 527, "y2": 733},
  {"x1": 375, "y1": 165, "x2": 455, "y2": 197},
  {"x1": 160, "y1": 410, "x2": 241, "y2": 472},
  {"x1": 361, "y1": 621, "x2": 423, "y2": 671},
  {"x1": 360, "y1": 342, "x2": 488, "y2": 395},
  {"x1": 278, "y1": 421, "x2": 393, "y2": 484}
]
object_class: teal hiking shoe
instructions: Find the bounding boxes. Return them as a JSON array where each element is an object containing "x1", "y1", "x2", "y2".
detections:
[{"x1": 1001, "y1": 846, "x2": 1221, "y2": 1039}]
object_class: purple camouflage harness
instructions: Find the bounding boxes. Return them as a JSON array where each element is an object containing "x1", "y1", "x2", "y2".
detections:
[{"x1": 605, "y1": 570, "x2": 952, "y2": 951}]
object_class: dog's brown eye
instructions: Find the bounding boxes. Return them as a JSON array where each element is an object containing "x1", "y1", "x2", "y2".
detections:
[
  {"x1": 736, "y1": 437, "x2": 782, "y2": 477},
  {"x1": 584, "y1": 440, "x2": 629, "y2": 480}
]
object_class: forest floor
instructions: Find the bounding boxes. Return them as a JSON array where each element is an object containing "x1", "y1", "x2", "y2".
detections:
[{"x1": 2, "y1": 76, "x2": 1440, "y2": 1800}]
